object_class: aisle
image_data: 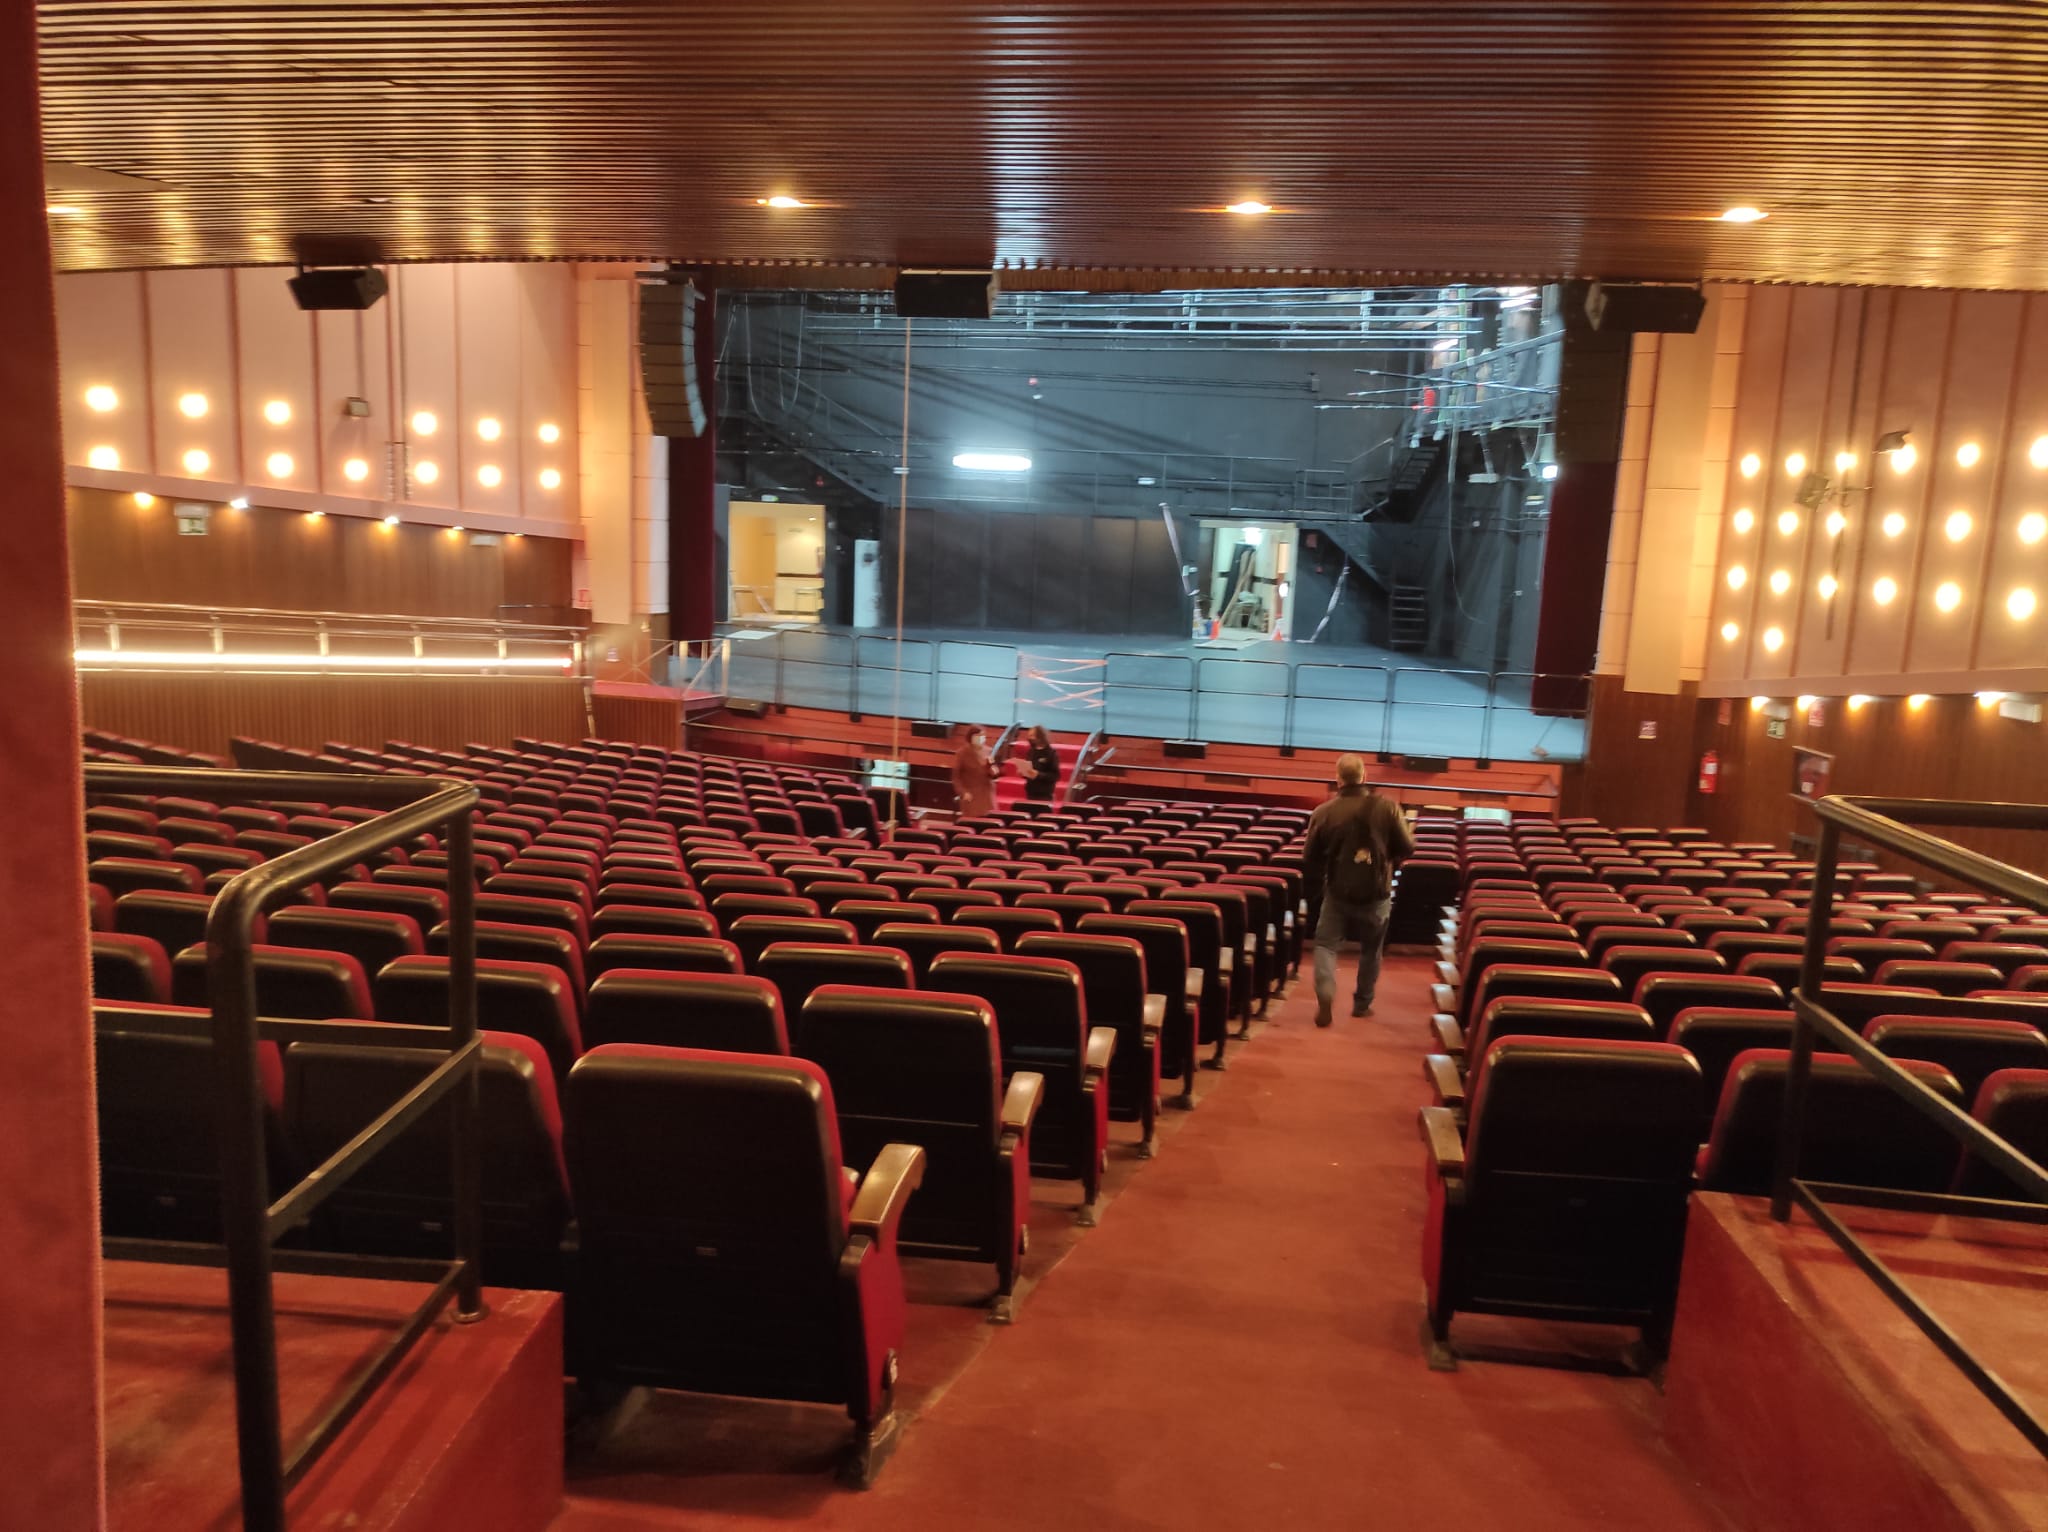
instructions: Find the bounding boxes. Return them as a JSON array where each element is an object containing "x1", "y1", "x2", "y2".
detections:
[{"x1": 556, "y1": 955, "x2": 1736, "y2": 1531}]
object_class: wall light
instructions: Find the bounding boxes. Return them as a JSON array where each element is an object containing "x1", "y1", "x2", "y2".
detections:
[
  {"x1": 1750, "y1": 696, "x2": 1770, "y2": 711},
  {"x1": 2011, "y1": 587, "x2": 2039, "y2": 620},
  {"x1": 88, "y1": 445, "x2": 120, "y2": 470},
  {"x1": 1720, "y1": 206, "x2": 1768, "y2": 223},
  {"x1": 1763, "y1": 627, "x2": 1785, "y2": 652},
  {"x1": 177, "y1": 392, "x2": 208, "y2": 419},
  {"x1": 1833, "y1": 451, "x2": 1855, "y2": 472},
  {"x1": 1540, "y1": 463, "x2": 1560, "y2": 481},
  {"x1": 757, "y1": 195, "x2": 808, "y2": 209},
  {"x1": 342, "y1": 457, "x2": 371, "y2": 483},
  {"x1": 953, "y1": 452, "x2": 1033, "y2": 472},
  {"x1": 132, "y1": 492, "x2": 156, "y2": 509},
  {"x1": 1882, "y1": 511, "x2": 1908, "y2": 538},
  {"x1": 71, "y1": 649, "x2": 572, "y2": 672},
  {"x1": 1957, "y1": 442, "x2": 1982, "y2": 467},
  {"x1": 228, "y1": 497, "x2": 249, "y2": 511},
  {"x1": 1739, "y1": 453, "x2": 1761, "y2": 478},
  {"x1": 381, "y1": 514, "x2": 401, "y2": 528},
  {"x1": 1946, "y1": 510, "x2": 1974, "y2": 542},
  {"x1": 1907, "y1": 694, "x2": 1930, "y2": 711},
  {"x1": 537, "y1": 422, "x2": 561, "y2": 444},
  {"x1": 1225, "y1": 200, "x2": 1272, "y2": 215},
  {"x1": 477, "y1": 417, "x2": 502, "y2": 441},
  {"x1": 1797, "y1": 695, "x2": 1817, "y2": 710},
  {"x1": 538, "y1": 467, "x2": 562, "y2": 490},
  {"x1": 1847, "y1": 695, "x2": 1871, "y2": 711},
  {"x1": 2031, "y1": 436, "x2": 2048, "y2": 470},
  {"x1": 1817, "y1": 574, "x2": 1839, "y2": 599},
  {"x1": 266, "y1": 452, "x2": 294, "y2": 477},
  {"x1": 1785, "y1": 452, "x2": 1807, "y2": 477},
  {"x1": 306, "y1": 510, "x2": 324, "y2": 521},
  {"x1": 1726, "y1": 565, "x2": 1748, "y2": 590},
  {"x1": 1873, "y1": 576, "x2": 1899, "y2": 605},
  {"x1": 1934, "y1": 581, "x2": 1963, "y2": 612},
  {"x1": 414, "y1": 461, "x2": 439, "y2": 485},
  {"x1": 477, "y1": 464, "x2": 503, "y2": 489},
  {"x1": 263, "y1": 399, "x2": 292, "y2": 425},
  {"x1": 2019, "y1": 512, "x2": 2047, "y2": 545},
  {"x1": 1825, "y1": 510, "x2": 1847, "y2": 537},
  {"x1": 1732, "y1": 508, "x2": 1755, "y2": 534},
  {"x1": 1978, "y1": 691, "x2": 2006, "y2": 707},
  {"x1": 411, "y1": 410, "x2": 438, "y2": 436},
  {"x1": 1777, "y1": 509, "x2": 1800, "y2": 535},
  {"x1": 182, "y1": 448, "x2": 210, "y2": 474},
  {"x1": 1891, "y1": 443, "x2": 1918, "y2": 474},
  {"x1": 85, "y1": 385, "x2": 118, "y2": 412},
  {"x1": 1721, "y1": 621, "x2": 1740, "y2": 641},
  {"x1": 1769, "y1": 569, "x2": 1792, "y2": 595}
]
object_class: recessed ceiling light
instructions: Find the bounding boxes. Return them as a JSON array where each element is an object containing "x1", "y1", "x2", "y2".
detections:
[
  {"x1": 87, "y1": 445, "x2": 120, "y2": 469},
  {"x1": 342, "y1": 457, "x2": 371, "y2": 483},
  {"x1": 1891, "y1": 444, "x2": 1917, "y2": 474},
  {"x1": 1817, "y1": 574, "x2": 1838, "y2": 599},
  {"x1": 1907, "y1": 694, "x2": 1930, "y2": 710},
  {"x1": 1834, "y1": 451, "x2": 1855, "y2": 472},
  {"x1": 414, "y1": 460, "x2": 439, "y2": 484},
  {"x1": 477, "y1": 417, "x2": 502, "y2": 441},
  {"x1": 1720, "y1": 206, "x2": 1767, "y2": 223},
  {"x1": 2031, "y1": 436, "x2": 2048, "y2": 470},
  {"x1": 1731, "y1": 508, "x2": 1755, "y2": 534},
  {"x1": 2019, "y1": 511, "x2": 2047, "y2": 544},
  {"x1": 1933, "y1": 581, "x2": 1963, "y2": 612},
  {"x1": 1768, "y1": 569, "x2": 1792, "y2": 595},
  {"x1": 1225, "y1": 200, "x2": 1272, "y2": 216},
  {"x1": 1872, "y1": 576, "x2": 1899, "y2": 604},
  {"x1": 306, "y1": 510, "x2": 324, "y2": 521},
  {"x1": 1750, "y1": 696, "x2": 1769, "y2": 711},
  {"x1": 182, "y1": 448, "x2": 210, "y2": 474},
  {"x1": 1978, "y1": 691, "x2": 2006, "y2": 707},
  {"x1": 757, "y1": 195, "x2": 807, "y2": 209},
  {"x1": 1824, "y1": 510, "x2": 1847, "y2": 537},
  {"x1": 1882, "y1": 511, "x2": 1908, "y2": 538},
  {"x1": 1797, "y1": 695, "x2": 1817, "y2": 711},
  {"x1": 411, "y1": 410, "x2": 437, "y2": 436},
  {"x1": 1540, "y1": 463, "x2": 1560, "y2": 481},
  {"x1": 1720, "y1": 621, "x2": 1739, "y2": 641},
  {"x1": 1777, "y1": 509, "x2": 1800, "y2": 535},
  {"x1": 1726, "y1": 565, "x2": 1747, "y2": 590},
  {"x1": 382, "y1": 514, "x2": 401, "y2": 528},
  {"x1": 1785, "y1": 452, "x2": 1806, "y2": 477},
  {"x1": 2010, "y1": 587, "x2": 2038, "y2": 620},
  {"x1": 177, "y1": 392, "x2": 208, "y2": 419},
  {"x1": 84, "y1": 385, "x2": 118, "y2": 412},
  {"x1": 1847, "y1": 694, "x2": 1871, "y2": 710},
  {"x1": 227, "y1": 497, "x2": 249, "y2": 511},
  {"x1": 266, "y1": 452, "x2": 294, "y2": 477},
  {"x1": 1957, "y1": 441, "x2": 1981, "y2": 467},
  {"x1": 537, "y1": 422, "x2": 561, "y2": 444},
  {"x1": 1946, "y1": 510, "x2": 1973, "y2": 541},
  {"x1": 538, "y1": 467, "x2": 562, "y2": 490},
  {"x1": 1739, "y1": 453, "x2": 1761, "y2": 478},
  {"x1": 263, "y1": 399, "x2": 292, "y2": 425},
  {"x1": 1762, "y1": 626, "x2": 1785, "y2": 652},
  {"x1": 477, "y1": 464, "x2": 503, "y2": 488}
]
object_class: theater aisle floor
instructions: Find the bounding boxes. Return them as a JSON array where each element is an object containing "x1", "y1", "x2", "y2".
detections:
[{"x1": 553, "y1": 955, "x2": 1739, "y2": 1531}]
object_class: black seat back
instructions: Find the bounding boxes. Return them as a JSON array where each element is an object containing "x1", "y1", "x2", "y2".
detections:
[
  {"x1": 1699, "y1": 1050, "x2": 1964, "y2": 1194},
  {"x1": 585, "y1": 970, "x2": 787, "y2": 1053}
]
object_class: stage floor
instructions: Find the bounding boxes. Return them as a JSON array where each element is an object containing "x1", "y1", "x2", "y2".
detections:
[{"x1": 716, "y1": 623, "x2": 1585, "y2": 762}]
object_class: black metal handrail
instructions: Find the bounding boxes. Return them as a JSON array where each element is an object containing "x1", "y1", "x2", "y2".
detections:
[
  {"x1": 86, "y1": 764, "x2": 485, "y2": 1532},
  {"x1": 1770, "y1": 793, "x2": 2048, "y2": 1457}
]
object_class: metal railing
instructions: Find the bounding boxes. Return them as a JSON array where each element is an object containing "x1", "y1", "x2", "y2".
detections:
[
  {"x1": 1770, "y1": 794, "x2": 2048, "y2": 1457},
  {"x1": 88, "y1": 763, "x2": 486, "y2": 1532},
  {"x1": 718, "y1": 624, "x2": 1590, "y2": 763}
]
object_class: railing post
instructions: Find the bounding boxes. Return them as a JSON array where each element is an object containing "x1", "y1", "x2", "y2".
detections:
[
  {"x1": 774, "y1": 631, "x2": 786, "y2": 710},
  {"x1": 1380, "y1": 669, "x2": 1397, "y2": 755},
  {"x1": 1188, "y1": 660, "x2": 1200, "y2": 741},
  {"x1": 1772, "y1": 819, "x2": 1841, "y2": 1221},
  {"x1": 1480, "y1": 672, "x2": 1498, "y2": 760},
  {"x1": 849, "y1": 635, "x2": 862, "y2": 716},
  {"x1": 205, "y1": 880, "x2": 287, "y2": 1532},
  {"x1": 446, "y1": 808, "x2": 486, "y2": 1321},
  {"x1": 1283, "y1": 662, "x2": 1298, "y2": 751}
]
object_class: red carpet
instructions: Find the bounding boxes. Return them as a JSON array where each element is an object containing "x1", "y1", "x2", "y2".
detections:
[{"x1": 555, "y1": 954, "x2": 1736, "y2": 1530}]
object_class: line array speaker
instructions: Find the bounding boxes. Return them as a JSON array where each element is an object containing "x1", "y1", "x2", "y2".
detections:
[
  {"x1": 1584, "y1": 282, "x2": 1706, "y2": 335},
  {"x1": 638, "y1": 275, "x2": 708, "y2": 438},
  {"x1": 287, "y1": 267, "x2": 388, "y2": 311}
]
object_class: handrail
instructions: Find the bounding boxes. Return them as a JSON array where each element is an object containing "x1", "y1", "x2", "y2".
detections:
[
  {"x1": 1770, "y1": 793, "x2": 2048, "y2": 1458},
  {"x1": 85, "y1": 763, "x2": 485, "y2": 1532},
  {"x1": 1083, "y1": 758, "x2": 1559, "y2": 803}
]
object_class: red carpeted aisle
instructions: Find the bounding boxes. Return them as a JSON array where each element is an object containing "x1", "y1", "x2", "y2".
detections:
[{"x1": 556, "y1": 954, "x2": 1737, "y2": 1531}]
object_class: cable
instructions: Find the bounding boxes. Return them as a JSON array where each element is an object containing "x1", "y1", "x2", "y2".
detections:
[{"x1": 887, "y1": 317, "x2": 913, "y2": 831}]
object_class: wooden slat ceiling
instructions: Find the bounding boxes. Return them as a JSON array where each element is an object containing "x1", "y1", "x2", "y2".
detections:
[{"x1": 36, "y1": 2, "x2": 2048, "y2": 291}]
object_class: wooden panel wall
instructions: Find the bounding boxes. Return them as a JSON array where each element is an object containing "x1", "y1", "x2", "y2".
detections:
[
  {"x1": 69, "y1": 487, "x2": 572, "y2": 618},
  {"x1": 1559, "y1": 675, "x2": 1703, "y2": 829},
  {"x1": 590, "y1": 686, "x2": 682, "y2": 747},
  {"x1": 80, "y1": 673, "x2": 589, "y2": 755}
]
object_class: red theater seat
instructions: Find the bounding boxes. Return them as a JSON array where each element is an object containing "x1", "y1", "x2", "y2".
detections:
[
  {"x1": 374, "y1": 955, "x2": 581, "y2": 1082},
  {"x1": 585, "y1": 970, "x2": 787, "y2": 1053}
]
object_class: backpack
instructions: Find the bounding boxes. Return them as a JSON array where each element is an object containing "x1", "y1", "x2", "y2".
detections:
[{"x1": 1327, "y1": 800, "x2": 1393, "y2": 904}]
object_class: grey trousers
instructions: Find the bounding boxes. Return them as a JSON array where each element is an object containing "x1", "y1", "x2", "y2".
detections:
[{"x1": 1313, "y1": 894, "x2": 1393, "y2": 1008}]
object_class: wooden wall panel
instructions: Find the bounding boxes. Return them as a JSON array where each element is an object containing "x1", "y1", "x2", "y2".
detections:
[
  {"x1": 591, "y1": 687, "x2": 682, "y2": 747},
  {"x1": 1559, "y1": 675, "x2": 1702, "y2": 829},
  {"x1": 68, "y1": 486, "x2": 572, "y2": 618},
  {"x1": 80, "y1": 672, "x2": 588, "y2": 756}
]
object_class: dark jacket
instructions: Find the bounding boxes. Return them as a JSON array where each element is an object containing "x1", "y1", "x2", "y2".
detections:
[
  {"x1": 1305, "y1": 785, "x2": 1415, "y2": 903},
  {"x1": 1023, "y1": 740, "x2": 1060, "y2": 801}
]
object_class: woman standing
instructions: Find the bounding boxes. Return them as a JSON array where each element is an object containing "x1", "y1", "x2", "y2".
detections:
[
  {"x1": 1020, "y1": 725, "x2": 1061, "y2": 805},
  {"x1": 952, "y1": 723, "x2": 998, "y2": 819}
]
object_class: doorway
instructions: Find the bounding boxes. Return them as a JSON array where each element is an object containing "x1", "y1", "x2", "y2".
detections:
[
  {"x1": 1200, "y1": 521, "x2": 1296, "y2": 640},
  {"x1": 727, "y1": 501, "x2": 825, "y2": 622}
]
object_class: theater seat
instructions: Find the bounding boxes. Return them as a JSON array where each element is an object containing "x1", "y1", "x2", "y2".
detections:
[
  {"x1": 285, "y1": 1030, "x2": 571, "y2": 1290},
  {"x1": 170, "y1": 943, "x2": 372, "y2": 1019},
  {"x1": 91, "y1": 856, "x2": 203, "y2": 899},
  {"x1": 1955, "y1": 1069, "x2": 2048, "y2": 1200},
  {"x1": 728, "y1": 915, "x2": 857, "y2": 972},
  {"x1": 1866, "y1": 1015, "x2": 2048, "y2": 1103},
  {"x1": 1634, "y1": 972, "x2": 1783, "y2": 1033},
  {"x1": 589, "y1": 903, "x2": 718, "y2": 943},
  {"x1": 429, "y1": 920, "x2": 587, "y2": 1002},
  {"x1": 1665, "y1": 1007, "x2": 1802, "y2": 1122},
  {"x1": 873, "y1": 923, "x2": 1001, "y2": 985},
  {"x1": 1420, "y1": 1039, "x2": 1703, "y2": 1369},
  {"x1": 1426, "y1": 998, "x2": 1657, "y2": 1119},
  {"x1": 91, "y1": 932, "x2": 171, "y2": 1003},
  {"x1": 951, "y1": 905, "x2": 1062, "y2": 952},
  {"x1": 1017, "y1": 933, "x2": 1164, "y2": 1156},
  {"x1": 564, "y1": 1046, "x2": 925, "y2": 1484},
  {"x1": 375, "y1": 955, "x2": 581, "y2": 1082},
  {"x1": 926, "y1": 953, "x2": 1116, "y2": 1223},
  {"x1": 1697, "y1": 1050, "x2": 1965, "y2": 1196},
  {"x1": 797, "y1": 986, "x2": 1039, "y2": 1319},
  {"x1": 1872, "y1": 959, "x2": 2009, "y2": 997},
  {"x1": 585, "y1": 970, "x2": 788, "y2": 1053},
  {"x1": 267, "y1": 905, "x2": 424, "y2": 977},
  {"x1": 585, "y1": 933, "x2": 742, "y2": 983},
  {"x1": 758, "y1": 944, "x2": 914, "y2": 1039}
]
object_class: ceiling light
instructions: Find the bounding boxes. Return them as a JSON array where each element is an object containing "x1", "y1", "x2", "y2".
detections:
[
  {"x1": 1957, "y1": 442, "x2": 1981, "y2": 467},
  {"x1": 1777, "y1": 509, "x2": 1800, "y2": 535},
  {"x1": 227, "y1": 497, "x2": 249, "y2": 510},
  {"x1": 1785, "y1": 452, "x2": 1806, "y2": 477},
  {"x1": 181, "y1": 448, "x2": 210, "y2": 474},
  {"x1": 414, "y1": 460, "x2": 439, "y2": 484},
  {"x1": 1833, "y1": 451, "x2": 1855, "y2": 472},
  {"x1": 1825, "y1": 510, "x2": 1847, "y2": 537},
  {"x1": 87, "y1": 445, "x2": 120, "y2": 470},
  {"x1": 477, "y1": 464, "x2": 503, "y2": 488},
  {"x1": 1726, "y1": 565, "x2": 1748, "y2": 590},
  {"x1": 1720, "y1": 621, "x2": 1740, "y2": 641},
  {"x1": 131, "y1": 492, "x2": 156, "y2": 509},
  {"x1": 1739, "y1": 453, "x2": 1761, "y2": 478},
  {"x1": 1907, "y1": 694, "x2": 1930, "y2": 710},
  {"x1": 411, "y1": 410, "x2": 437, "y2": 436},
  {"x1": 266, "y1": 452, "x2": 294, "y2": 477},
  {"x1": 342, "y1": 457, "x2": 370, "y2": 483},
  {"x1": 2030, "y1": 436, "x2": 2048, "y2": 470},
  {"x1": 1225, "y1": 200, "x2": 1272, "y2": 216},
  {"x1": 1732, "y1": 508, "x2": 1755, "y2": 534},
  {"x1": 1847, "y1": 695, "x2": 1871, "y2": 711},
  {"x1": 263, "y1": 399, "x2": 292, "y2": 425},
  {"x1": 46, "y1": 204, "x2": 81, "y2": 216},
  {"x1": 2010, "y1": 587, "x2": 2039, "y2": 620},
  {"x1": 539, "y1": 467, "x2": 562, "y2": 490},
  {"x1": 1136, "y1": 476, "x2": 1157, "y2": 486},
  {"x1": 84, "y1": 385, "x2": 118, "y2": 412},
  {"x1": 953, "y1": 451, "x2": 1032, "y2": 472},
  {"x1": 1720, "y1": 206, "x2": 1768, "y2": 223},
  {"x1": 1890, "y1": 443, "x2": 1917, "y2": 473},
  {"x1": 757, "y1": 195, "x2": 808, "y2": 209},
  {"x1": 447, "y1": 526, "x2": 464, "y2": 538},
  {"x1": 1763, "y1": 626, "x2": 1785, "y2": 652},
  {"x1": 382, "y1": 514, "x2": 401, "y2": 528},
  {"x1": 1977, "y1": 691, "x2": 2006, "y2": 707},
  {"x1": 1873, "y1": 576, "x2": 1899, "y2": 604},
  {"x1": 1945, "y1": 510, "x2": 1973, "y2": 541},
  {"x1": 2020, "y1": 512, "x2": 2048, "y2": 544},
  {"x1": 537, "y1": 422, "x2": 561, "y2": 444},
  {"x1": 1817, "y1": 574, "x2": 1838, "y2": 599},
  {"x1": 1882, "y1": 511, "x2": 1908, "y2": 538},
  {"x1": 177, "y1": 393, "x2": 209, "y2": 419},
  {"x1": 477, "y1": 417, "x2": 502, "y2": 441},
  {"x1": 1933, "y1": 581, "x2": 1963, "y2": 612},
  {"x1": 1769, "y1": 569, "x2": 1792, "y2": 595}
]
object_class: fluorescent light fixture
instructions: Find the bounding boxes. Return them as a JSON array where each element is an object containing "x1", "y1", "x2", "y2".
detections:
[
  {"x1": 1136, "y1": 476, "x2": 1157, "y2": 486},
  {"x1": 952, "y1": 451, "x2": 1032, "y2": 472},
  {"x1": 1225, "y1": 200, "x2": 1272, "y2": 215},
  {"x1": 72, "y1": 650, "x2": 573, "y2": 672},
  {"x1": 1719, "y1": 206, "x2": 1767, "y2": 223},
  {"x1": 1540, "y1": 463, "x2": 1559, "y2": 480},
  {"x1": 1241, "y1": 527, "x2": 1263, "y2": 546}
]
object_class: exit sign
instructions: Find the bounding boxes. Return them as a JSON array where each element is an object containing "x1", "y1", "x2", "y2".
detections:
[{"x1": 174, "y1": 503, "x2": 211, "y2": 536}]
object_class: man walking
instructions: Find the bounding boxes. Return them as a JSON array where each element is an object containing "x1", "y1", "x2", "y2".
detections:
[{"x1": 1305, "y1": 754, "x2": 1415, "y2": 1028}]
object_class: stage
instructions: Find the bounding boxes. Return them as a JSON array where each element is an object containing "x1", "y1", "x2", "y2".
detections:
[{"x1": 1665, "y1": 1194, "x2": 2048, "y2": 1532}]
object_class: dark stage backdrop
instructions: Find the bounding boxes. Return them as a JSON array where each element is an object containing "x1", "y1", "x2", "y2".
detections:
[{"x1": 883, "y1": 506, "x2": 1186, "y2": 637}]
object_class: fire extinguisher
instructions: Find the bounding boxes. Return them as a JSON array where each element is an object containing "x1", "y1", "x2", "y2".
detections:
[{"x1": 1698, "y1": 750, "x2": 1720, "y2": 795}]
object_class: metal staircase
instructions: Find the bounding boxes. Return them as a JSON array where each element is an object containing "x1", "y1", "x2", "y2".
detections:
[{"x1": 1388, "y1": 585, "x2": 1430, "y2": 651}]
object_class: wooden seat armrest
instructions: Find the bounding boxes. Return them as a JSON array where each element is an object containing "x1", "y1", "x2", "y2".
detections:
[
  {"x1": 1431, "y1": 1014, "x2": 1464, "y2": 1055},
  {"x1": 1083, "y1": 1025, "x2": 1118, "y2": 1081},
  {"x1": 1435, "y1": 960, "x2": 1460, "y2": 988},
  {"x1": 1424, "y1": 1053, "x2": 1466, "y2": 1110},
  {"x1": 1419, "y1": 1106, "x2": 1467, "y2": 1196},
  {"x1": 1141, "y1": 993, "x2": 1167, "y2": 1042},
  {"x1": 848, "y1": 1142, "x2": 926, "y2": 1241},
  {"x1": 1217, "y1": 947, "x2": 1235, "y2": 975},
  {"x1": 999, "y1": 1071, "x2": 1044, "y2": 1147},
  {"x1": 1186, "y1": 967, "x2": 1207, "y2": 1002}
]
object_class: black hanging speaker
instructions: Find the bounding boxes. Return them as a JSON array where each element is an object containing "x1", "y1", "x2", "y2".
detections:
[
  {"x1": 895, "y1": 270, "x2": 998, "y2": 320},
  {"x1": 1584, "y1": 282, "x2": 1706, "y2": 334},
  {"x1": 287, "y1": 267, "x2": 388, "y2": 311},
  {"x1": 638, "y1": 274, "x2": 708, "y2": 438}
]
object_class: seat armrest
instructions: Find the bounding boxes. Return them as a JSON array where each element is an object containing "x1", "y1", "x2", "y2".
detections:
[
  {"x1": 999, "y1": 1070, "x2": 1044, "y2": 1149},
  {"x1": 1141, "y1": 992, "x2": 1166, "y2": 1042},
  {"x1": 1435, "y1": 960, "x2": 1460, "y2": 988},
  {"x1": 1419, "y1": 1106, "x2": 1467, "y2": 1202},
  {"x1": 848, "y1": 1142, "x2": 927, "y2": 1242},
  {"x1": 1431, "y1": 1015, "x2": 1464, "y2": 1055},
  {"x1": 1185, "y1": 968, "x2": 1207, "y2": 1003},
  {"x1": 1423, "y1": 1053, "x2": 1465, "y2": 1110},
  {"x1": 1217, "y1": 947, "x2": 1235, "y2": 975},
  {"x1": 1083, "y1": 1025, "x2": 1117, "y2": 1080},
  {"x1": 1429, "y1": 982, "x2": 1454, "y2": 1015},
  {"x1": 1243, "y1": 933, "x2": 1259, "y2": 957}
]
